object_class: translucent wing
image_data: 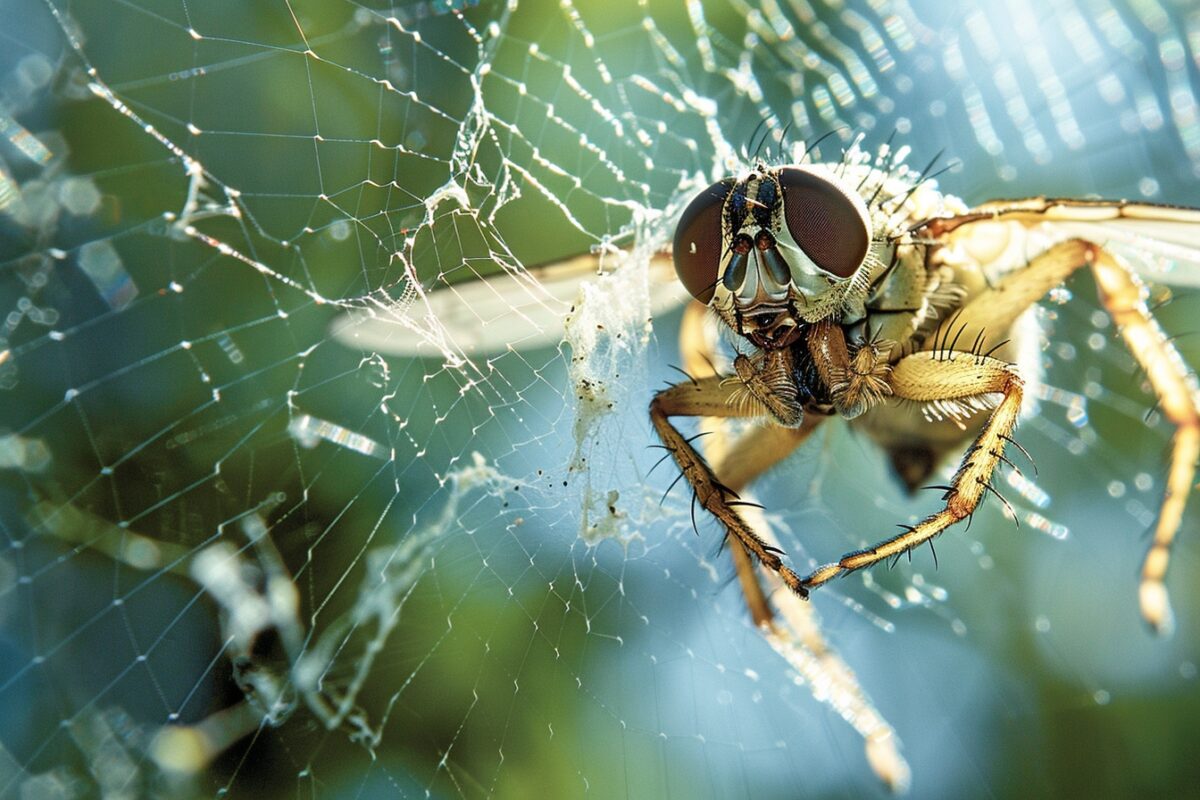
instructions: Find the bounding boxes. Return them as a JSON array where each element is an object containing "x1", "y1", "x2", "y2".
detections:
[
  {"x1": 332, "y1": 252, "x2": 686, "y2": 356},
  {"x1": 916, "y1": 199, "x2": 1200, "y2": 287}
]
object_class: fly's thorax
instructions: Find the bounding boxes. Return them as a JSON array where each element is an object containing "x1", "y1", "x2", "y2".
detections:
[{"x1": 853, "y1": 240, "x2": 939, "y2": 359}]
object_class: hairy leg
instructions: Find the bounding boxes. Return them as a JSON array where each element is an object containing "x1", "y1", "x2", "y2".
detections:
[
  {"x1": 675, "y1": 302, "x2": 910, "y2": 791},
  {"x1": 707, "y1": 420, "x2": 822, "y2": 624},
  {"x1": 1091, "y1": 250, "x2": 1200, "y2": 634},
  {"x1": 651, "y1": 371, "x2": 813, "y2": 598},
  {"x1": 926, "y1": 239, "x2": 1199, "y2": 632},
  {"x1": 802, "y1": 351, "x2": 1023, "y2": 589}
]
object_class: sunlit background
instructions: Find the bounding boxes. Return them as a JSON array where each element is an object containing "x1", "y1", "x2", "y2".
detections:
[{"x1": 2, "y1": 1, "x2": 1199, "y2": 798}]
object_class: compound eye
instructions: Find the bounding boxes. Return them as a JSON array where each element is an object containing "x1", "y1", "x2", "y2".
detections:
[
  {"x1": 777, "y1": 167, "x2": 870, "y2": 278},
  {"x1": 672, "y1": 180, "x2": 732, "y2": 303}
]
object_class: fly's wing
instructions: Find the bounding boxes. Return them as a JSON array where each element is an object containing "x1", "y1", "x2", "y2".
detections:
[
  {"x1": 915, "y1": 198, "x2": 1200, "y2": 287},
  {"x1": 331, "y1": 251, "x2": 686, "y2": 357}
]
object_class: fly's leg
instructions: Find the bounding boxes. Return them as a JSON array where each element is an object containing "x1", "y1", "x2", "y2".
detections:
[
  {"x1": 650, "y1": 375, "x2": 812, "y2": 599},
  {"x1": 802, "y1": 352, "x2": 1023, "y2": 589},
  {"x1": 707, "y1": 419, "x2": 822, "y2": 624},
  {"x1": 926, "y1": 239, "x2": 1200, "y2": 633},
  {"x1": 656, "y1": 302, "x2": 816, "y2": 603},
  {"x1": 1091, "y1": 251, "x2": 1200, "y2": 635},
  {"x1": 677, "y1": 302, "x2": 819, "y2": 624},
  {"x1": 678, "y1": 301, "x2": 824, "y2": 621},
  {"x1": 925, "y1": 239, "x2": 1099, "y2": 346},
  {"x1": 806, "y1": 319, "x2": 893, "y2": 418},
  {"x1": 707, "y1": 416, "x2": 912, "y2": 793},
  {"x1": 676, "y1": 302, "x2": 911, "y2": 792}
]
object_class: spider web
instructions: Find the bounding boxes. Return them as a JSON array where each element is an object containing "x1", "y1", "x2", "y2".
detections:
[{"x1": 2, "y1": 0, "x2": 1199, "y2": 797}]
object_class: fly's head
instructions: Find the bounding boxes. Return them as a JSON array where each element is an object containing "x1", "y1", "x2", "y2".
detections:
[{"x1": 672, "y1": 162, "x2": 883, "y2": 351}]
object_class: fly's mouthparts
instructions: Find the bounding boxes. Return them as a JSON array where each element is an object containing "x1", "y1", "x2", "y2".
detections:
[
  {"x1": 742, "y1": 306, "x2": 802, "y2": 349},
  {"x1": 742, "y1": 306, "x2": 790, "y2": 328}
]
